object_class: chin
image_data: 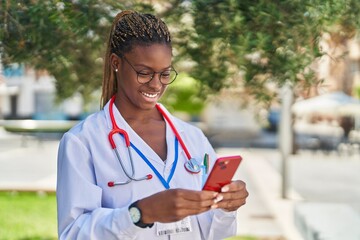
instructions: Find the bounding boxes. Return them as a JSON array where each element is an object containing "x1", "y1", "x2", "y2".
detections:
[{"x1": 137, "y1": 101, "x2": 158, "y2": 111}]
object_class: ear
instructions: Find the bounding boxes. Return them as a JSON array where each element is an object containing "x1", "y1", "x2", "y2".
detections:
[{"x1": 110, "y1": 53, "x2": 121, "y2": 72}]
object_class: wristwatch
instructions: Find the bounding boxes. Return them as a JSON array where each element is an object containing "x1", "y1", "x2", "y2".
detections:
[{"x1": 128, "y1": 201, "x2": 154, "y2": 228}]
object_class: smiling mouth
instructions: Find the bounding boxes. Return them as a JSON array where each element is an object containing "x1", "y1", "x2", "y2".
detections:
[{"x1": 141, "y1": 91, "x2": 159, "y2": 98}]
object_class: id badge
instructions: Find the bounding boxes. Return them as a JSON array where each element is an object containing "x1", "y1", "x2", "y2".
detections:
[{"x1": 156, "y1": 216, "x2": 192, "y2": 236}]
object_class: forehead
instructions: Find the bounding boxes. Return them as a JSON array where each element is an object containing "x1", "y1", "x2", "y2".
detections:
[{"x1": 126, "y1": 44, "x2": 172, "y2": 64}]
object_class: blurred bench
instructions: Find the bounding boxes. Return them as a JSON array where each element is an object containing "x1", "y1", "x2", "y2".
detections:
[
  {"x1": 0, "y1": 119, "x2": 78, "y2": 146},
  {"x1": 0, "y1": 119, "x2": 78, "y2": 133},
  {"x1": 294, "y1": 203, "x2": 360, "y2": 240},
  {"x1": 294, "y1": 122, "x2": 344, "y2": 152}
]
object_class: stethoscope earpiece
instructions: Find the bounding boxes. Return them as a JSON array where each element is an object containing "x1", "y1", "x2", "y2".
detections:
[{"x1": 108, "y1": 174, "x2": 153, "y2": 187}]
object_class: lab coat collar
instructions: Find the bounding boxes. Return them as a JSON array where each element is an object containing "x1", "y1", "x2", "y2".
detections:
[
  {"x1": 104, "y1": 99, "x2": 145, "y2": 134},
  {"x1": 103, "y1": 99, "x2": 114, "y2": 130},
  {"x1": 104, "y1": 100, "x2": 185, "y2": 134}
]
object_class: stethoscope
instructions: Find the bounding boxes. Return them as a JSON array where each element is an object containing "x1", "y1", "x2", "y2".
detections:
[{"x1": 107, "y1": 95, "x2": 201, "y2": 187}]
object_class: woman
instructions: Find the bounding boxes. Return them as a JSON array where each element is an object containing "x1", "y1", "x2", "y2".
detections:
[{"x1": 57, "y1": 10, "x2": 248, "y2": 240}]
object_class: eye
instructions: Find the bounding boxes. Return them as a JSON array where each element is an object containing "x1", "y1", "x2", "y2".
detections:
[
  {"x1": 161, "y1": 71, "x2": 171, "y2": 78},
  {"x1": 138, "y1": 71, "x2": 153, "y2": 77}
]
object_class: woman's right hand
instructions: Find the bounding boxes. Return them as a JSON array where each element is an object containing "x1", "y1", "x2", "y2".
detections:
[{"x1": 137, "y1": 189, "x2": 218, "y2": 223}]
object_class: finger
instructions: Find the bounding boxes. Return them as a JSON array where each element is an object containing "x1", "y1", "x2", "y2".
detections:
[
  {"x1": 162, "y1": 190, "x2": 217, "y2": 211},
  {"x1": 213, "y1": 198, "x2": 247, "y2": 211},
  {"x1": 175, "y1": 189, "x2": 218, "y2": 202},
  {"x1": 221, "y1": 188, "x2": 249, "y2": 201},
  {"x1": 221, "y1": 180, "x2": 246, "y2": 193},
  {"x1": 142, "y1": 190, "x2": 218, "y2": 223},
  {"x1": 163, "y1": 202, "x2": 214, "y2": 222},
  {"x1": 174, "y1": 196, "x2": 217, "y2": 210},
  {"x1": 211, "y1": 189, "x2": 248, "y2": 211}
]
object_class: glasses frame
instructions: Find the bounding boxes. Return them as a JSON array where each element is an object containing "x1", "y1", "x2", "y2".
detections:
[{"x1": 119, "y1": 54, "x2": 178, "y2": 85}]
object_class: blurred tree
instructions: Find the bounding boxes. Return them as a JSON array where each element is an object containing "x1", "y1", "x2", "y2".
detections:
[
  {"x1": 0, "y1": 0, "x2": 153, "y2": 102},
  {"x1": 184, "y1": 0, "x2": 360, "y2": 105},
  {"x1": 310, "y1": 0, "x2": 360, "y2": 97},
  {"x1": 1, "y1": 0, "x2": 360, "y2": 108}
]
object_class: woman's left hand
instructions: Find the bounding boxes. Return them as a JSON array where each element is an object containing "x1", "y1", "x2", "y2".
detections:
[{"x1": 212, "y1": 180, "x2": 249, "y2": 212}]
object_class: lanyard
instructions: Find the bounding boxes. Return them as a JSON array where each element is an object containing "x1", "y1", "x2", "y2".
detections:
[{"x1": 130, "y1": 137, "x2": 179, "y2": 189}]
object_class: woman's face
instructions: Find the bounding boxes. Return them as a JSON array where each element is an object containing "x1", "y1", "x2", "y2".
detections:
[{"x1": 115, "y1": 44, "x2": 172, "y2": 111}]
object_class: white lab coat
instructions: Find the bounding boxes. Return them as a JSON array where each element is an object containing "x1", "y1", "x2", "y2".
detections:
[{"x1": 57, "y1": 101, "x2": 237, "y2": 240}]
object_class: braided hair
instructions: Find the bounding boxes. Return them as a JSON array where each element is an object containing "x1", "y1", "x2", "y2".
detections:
[{"x1": 101, "y1": 10, "x2": 172, "y2": 108}]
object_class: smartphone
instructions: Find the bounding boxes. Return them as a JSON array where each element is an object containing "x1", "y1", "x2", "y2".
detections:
[{"x1": 202, "y1": 155, "x2": 242, "y2": 192}]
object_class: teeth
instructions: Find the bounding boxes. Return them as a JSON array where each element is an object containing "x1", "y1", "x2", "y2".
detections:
[{"x1": 142, "y1": 92, "x2": 158, "y2": 98}]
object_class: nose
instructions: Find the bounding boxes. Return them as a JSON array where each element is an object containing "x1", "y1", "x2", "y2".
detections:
[{"x1": 147, "y1": 72, "x2": 163, "y2": 88}]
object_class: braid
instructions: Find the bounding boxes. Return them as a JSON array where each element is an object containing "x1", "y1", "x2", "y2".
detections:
[{"x1": 101, "y1": 11, "x2": 171, "y2": 108}]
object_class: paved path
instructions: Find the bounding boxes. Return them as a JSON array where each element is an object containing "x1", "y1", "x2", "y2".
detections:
[
  {"x1": 252, "y1": 148, "x2": 360, "y2": 214},
  {"x1": 0, "y1": 131, "x2": 58, "y2": 191}
]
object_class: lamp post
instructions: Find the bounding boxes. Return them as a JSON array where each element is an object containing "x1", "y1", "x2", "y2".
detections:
[{"x1": 279, "y1": 83, "x2": 294, "y2": 199}]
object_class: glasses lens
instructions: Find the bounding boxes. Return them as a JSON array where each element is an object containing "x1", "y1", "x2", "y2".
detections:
[
  {"x1": 137, "y1": 72, "x2": 154, "y2": 84},
  {"x1": 136, "y1": 69, "x2": 178, "y2": 85},
  {"x1": 160, "y1": 69, "x2": 177, "y2": 85}
]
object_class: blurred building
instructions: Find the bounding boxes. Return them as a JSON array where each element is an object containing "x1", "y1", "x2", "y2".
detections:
[
  {"x1": 0, "y1": 64, "x2": 83, "y2": 120},
  {"x1": 304, "y1": 33, "x2": 360, "y2": 97},
  {"x1": 292, "y1": 34, "x2": 360, "y2": 151},
  {"x1": 201, "y1": 89, "x2": 263, "y2": 148}
]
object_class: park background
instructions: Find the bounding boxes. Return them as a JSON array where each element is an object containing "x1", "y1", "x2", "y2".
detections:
[{"x1": 1, "y1": 1, "x2": 360, "y2": 240}]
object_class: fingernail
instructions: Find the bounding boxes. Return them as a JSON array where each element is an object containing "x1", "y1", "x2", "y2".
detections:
[
  {"x1": 221, "y1": 186, "x2": 229, "y2": 192},
  {"x1": 211, "y1": 204, "x2": 218, "y2": 209},
  {"x1": 214, "y1": 195, "x2": 223, "y2": 203}
]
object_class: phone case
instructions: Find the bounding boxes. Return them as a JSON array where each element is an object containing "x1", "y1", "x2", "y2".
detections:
[{"x1": 202, "y1": 155, "x2": 242, "y2": 192}]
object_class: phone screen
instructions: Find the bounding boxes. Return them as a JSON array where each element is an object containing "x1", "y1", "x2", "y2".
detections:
[{"x1": 202, "y1": 155, "x2": 242, "y2": 192}]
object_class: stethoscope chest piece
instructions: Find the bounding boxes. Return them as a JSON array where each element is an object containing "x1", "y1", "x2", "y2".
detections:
[{"x1": 184, "y1": 158, "x2": 201, "y2": 174}]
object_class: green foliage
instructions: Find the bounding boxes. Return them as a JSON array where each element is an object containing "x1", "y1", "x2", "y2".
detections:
[
  {"x1": 355, "y1": 86, "x2": 360, "y2": 99},
  {"x1": 160, "y1": 73, "x2": 205, "y2": 116},
  {"x1": 0, "y1": 191, "x2": 57, "y2": 239},
  {"x1": 310, "y1": 0, "x2": 360, "y2": 35},
  {"x1": 0, "y1": 0, "x2": 151, "y2": 101},
  {"x1": 186, "y1": 0, "x2": 319, "y2": 104},
  {"x1": 185, "y1": 0, "x2": 360, "y2": 104},
  {"x1": 2, "y1": 0, "x2": 360, "y2": 109}
]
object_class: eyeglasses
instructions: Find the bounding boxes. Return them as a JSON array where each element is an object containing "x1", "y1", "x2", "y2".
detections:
[{"x1": 121, "y1": 55, "x2": 178, "y2": 85}]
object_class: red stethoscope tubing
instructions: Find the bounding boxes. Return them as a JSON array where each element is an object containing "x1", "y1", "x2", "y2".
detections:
[
  {"x1": 108, "y1": 97, "x2": 130, "y2": 148},
  {"x1": 155, "y1": 104, "x2": 192, "y2": 160}
]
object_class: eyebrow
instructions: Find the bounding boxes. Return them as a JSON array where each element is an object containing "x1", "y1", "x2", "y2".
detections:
[{"x1": 133, "y1": 63, "x2": 173, "y2": 71}]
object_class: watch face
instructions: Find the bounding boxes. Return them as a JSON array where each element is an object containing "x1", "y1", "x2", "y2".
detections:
[{"x1": 129, "y1": 206, "x2": 141, "y2": 223}]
